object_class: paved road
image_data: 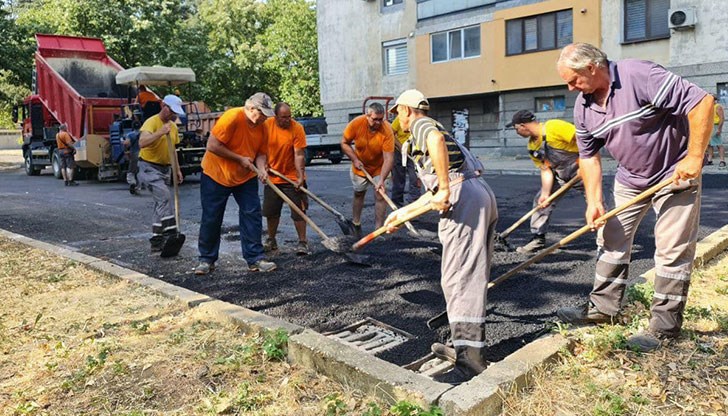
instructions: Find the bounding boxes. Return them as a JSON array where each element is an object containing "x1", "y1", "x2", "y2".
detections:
[{"x1": 1, "y1": 161, "x2": 726, "y2": 366}]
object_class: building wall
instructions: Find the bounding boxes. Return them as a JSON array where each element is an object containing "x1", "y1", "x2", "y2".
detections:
[
  {"x1": 668, "y1": 0, "x2": 728, "y2": 66},
  {"x1": 600, "y1": 0, "x2": 669, "y2": 64}
]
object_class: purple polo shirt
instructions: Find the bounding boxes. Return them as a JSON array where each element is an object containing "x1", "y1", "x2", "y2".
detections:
[{"x1": 573, "y1": 59, "x2": 707, "y2": 189}]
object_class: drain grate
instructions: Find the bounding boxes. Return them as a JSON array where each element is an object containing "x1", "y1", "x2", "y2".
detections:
[{"x1": 323, "y1": 317, "x2": 415, "y2": 354}]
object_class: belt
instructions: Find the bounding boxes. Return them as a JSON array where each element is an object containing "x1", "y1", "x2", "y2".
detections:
[
  {"x1": 139, "y1": 158, "x2": 170, "y2": 169},
  {"x1": 448, "y1": 171, "x2": 480, "y2": 187}
]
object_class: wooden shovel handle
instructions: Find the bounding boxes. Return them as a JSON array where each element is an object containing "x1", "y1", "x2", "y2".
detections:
[
  {"x1": 361, "y1": 168, "x2": 420, "y2": 235},
  {"x1": 352, "y1": 203, "x2": 434, "y2": 250},
  {"x1": 166, "y1": 131, "x2": 181, "y2": 227},
  {"x1": 268, "y1": 167, "x2": 345, "y2": 218}
]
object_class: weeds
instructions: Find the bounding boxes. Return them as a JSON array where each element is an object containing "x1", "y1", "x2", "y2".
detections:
[
  {"x1": 626, "y1": 282, "x2": 654, "y2": 309},
  {"x1": 325, "y1": 393, "x2": 348, "y2": 415},
  {"x1": 261, "y1": 328, "x2": 288, "y2": 361},
  {"x1": 390, "y1": 401, "x2": 444, "y2": 416}
]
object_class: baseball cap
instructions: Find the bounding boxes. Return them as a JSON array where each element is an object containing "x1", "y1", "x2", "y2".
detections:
[
  {"x1": 248, "y1": 92, "x2": 275, "y2": 117},
  {"x1": 389, "y1": 89, "x2": 430, "y2": 113},
  {"x1": 162, "y1": 94, "x2": 185, "y2": 116},
  {"x1": 505, "y1": 110, "x2": 536, "y2": 127}
]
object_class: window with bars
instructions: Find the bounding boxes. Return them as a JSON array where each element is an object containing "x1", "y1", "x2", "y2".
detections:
[
  {"x1": 383, "y1": 39, "x2": 408, "y2": 75},
  {"x1": 623, "y1": 0, "x2": 670, "y2": 42},
  {"x1": 383, "y1": 0, "x2": 403, "y2": 6},
  {"x1": 431, "y1": 26, "x2": 480, "y2": 63},
  {"x1": 506, "y1": 9, "x2": 572, "y2": 56},
  {"x1": 535, "y1": 96, "x2": 566, "y2": 112}
]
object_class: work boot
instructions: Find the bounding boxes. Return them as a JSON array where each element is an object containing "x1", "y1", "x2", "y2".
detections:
[
  {"x1": 431, "y1": 342, "x2": 456, "y2": 363},
  {"x1": 720, "y1": 161, "x2": 727, "y2": 168},
  {"x1": 626, "y1": 330, "x2": 673, "y2": 353},
  {"x1": 352, "y1": 223, "x2": 362, "y2": 240},
  {"x1": 249, "y1": 260, "x2": 277, "y2": 272},
  {"x1": 263, "y1": 237, "x2": 278, "y2": 252},
  {"x1": 194, "y1": 261, "x2": 215, "y2": 275},
  {"x1": 556, "y1": 302, "x2": 620, "y2": 325},
  {"x1": 516, "y1": 234, "x2": 546, "y2": 254},
  {"x1": 64, "y1": 181, "x2": 69, "y2": 186},
  {"x1": 295, "y1": 241, "x2": 310, "y2": 256},
  {"x1": 68, "y1": 180, "x2": 79, "y2": 186},
  {"x1": 150, "y1": 235, "x2": 165, "y2": 253},
  {"x1": 433, "y1": 346, "x2": 488, "y2": 385}
]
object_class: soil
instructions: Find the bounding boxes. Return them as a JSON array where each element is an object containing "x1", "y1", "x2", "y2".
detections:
[{"x1": 1, "y1": 164, "x2": 726, "y2": 367}]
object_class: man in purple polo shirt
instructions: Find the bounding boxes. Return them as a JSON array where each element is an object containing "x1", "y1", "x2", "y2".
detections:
[{"x1": 555, "y1": 43, "x2": 714, "y2": 352}]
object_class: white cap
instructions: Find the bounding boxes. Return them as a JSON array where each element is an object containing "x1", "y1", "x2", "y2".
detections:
[
  {"x1": 163, "y1": 94, "x2": 185, "y2": 116},
  {"x1": 389, "y1": 89, "x2": 430, "y2": 113}
]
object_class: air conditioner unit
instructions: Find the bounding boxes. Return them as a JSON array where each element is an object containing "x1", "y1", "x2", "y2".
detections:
[{"x1": 668, "y1": 8, "x2": 697, "y2": 30}]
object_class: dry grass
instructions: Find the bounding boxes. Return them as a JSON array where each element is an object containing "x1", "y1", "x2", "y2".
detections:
[
  {"x1": 501, "y1": 252, "x2": 728, "y2": 416},
  {"x1": 0, "y1": 237, "x2": 424, "y2": 416}
]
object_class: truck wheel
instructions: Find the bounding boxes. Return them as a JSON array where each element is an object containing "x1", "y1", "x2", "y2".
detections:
[
  {"x1": 52, "y1": 150, "x2": 63, "y2": 179},
  {"x1": 304, "y1": 149, "x2": 313, "y2": 166},
  {"x1": 329, "y1": 157, "x2": 342, "y2": 165},
  {"x1": 24, "y1": 152, "x2": 40, "y2": 176}
]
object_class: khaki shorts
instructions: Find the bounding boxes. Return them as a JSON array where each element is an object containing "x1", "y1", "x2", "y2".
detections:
[
  {"x1": 262, "y1": 182, "x2": 308, "y2": 220},
  {"x1": 350, "y1": 170, "x2": 379, "y2": 193}
]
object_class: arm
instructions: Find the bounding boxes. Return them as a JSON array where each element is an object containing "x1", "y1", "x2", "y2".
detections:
[
  {"x1": 579, "y1": 154, "x2": 605, "y2": 229},
  {"x1": 377, "y1": 151, "x2": 394, "y2": 192},
  {"x1": 674, "y1": 94, "x2": 714, "y2": 183},
  {"x1": 538, "y1": 167, "x2": 555, "y2": 207},
  {"x1": 206, "y1": 133, "x2": 253, "y2": 170},
  {"x1": 294, "y1": 147, "x2": 306, "y2": 187},
  {"x1": 254, "y1": 152, "x2": 268, "y2": 183},
  {"x1": 717, "y1": 104, "x2": 724, "y2": 135},
  {"x1": 425, "y1": 129, "x2": 451, "y2": 211},
  {"x1": 139, "y1": 123, "x2": 172, "y2": 148},
  {"x1": 340, "y1": 136, "x2": 363, "y2": 170}
]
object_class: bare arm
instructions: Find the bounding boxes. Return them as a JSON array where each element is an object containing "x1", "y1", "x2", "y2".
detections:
[
  {"x1": 294, "y1": 147, "x2": 306, "y2": 187},
  {"x1": 717, "y1": 104, "x2": 724, "y2": 134},
  {"x1": 139, "y1": 123, "x2": 172, "y2": 148},
  {"x1": 538, "y1": 167, "x2": 555, "y2": 207},
  {"x1": 674, "y1": 94, "x2": 714, "y2": 183},
  {"x1": 425, "y1": 129, "x2": 451, "y2": 211},
  {"x1": 341, "y1": 137, "x2": 362, "y2": 170},
  {"x1": 579, "y1": 154, "x2": 605, "y2": 229},
  {"x1": 206, "y1": 134, "x2": 253, "y2": 169},
  {"x1": 377, "y1": 151, "x2": 394, "y2": 191},
  {"x1": 254, "y1": 153, "x2": 267, "y2": 183}
]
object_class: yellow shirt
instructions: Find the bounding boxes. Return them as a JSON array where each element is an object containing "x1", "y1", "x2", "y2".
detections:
[
  {"x1": 527, "y1": 120, "x2": 577, "y2": 168},
  {"x1": 715, "y1": 103, "x2": 723, "y2": 125},
  {"x1": 391, "y1": 117, "x2": 410, "y2": 146},
  {"x1": 139, "y1": 115, "x2": 180, "y2": 165}
]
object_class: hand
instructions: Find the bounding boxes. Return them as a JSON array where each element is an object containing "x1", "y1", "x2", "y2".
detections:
[
  {"x1": 384, "y1": 209, "x2": 404, "y2": 234},
  {"x1": 375, "y1": 179, "x2": 386, "y2": 194},
  {"x1": 257, "y1": 169, "x2": 268, "y2": 183},
  {"x1": 354, "y1": 160, "x2": 365, "y2": 170},
  {"x1": 159, "y1": 123, "x2": 172, "y2": 136},
  {"x1": 430, "y1": 188, "x2": 450, "y2": 211},
  {"x1": 177, "y1": 170, "x2": 184, "y2": 184},
  {"x1": 585, "y1": 202, "x2": 606, "y2": 231},
  {"x1": 239, "y1": 157, "x2": 254, "y2": 170},
  {"x1": 295, "y1": 177, "x2": 305, "y2": 190},
  {"x1": 537, "y1": 193, "x2": 550, "y2": 209},
  {"x1": 672, "y1": 154, "x2": 703, "y2": 185}
]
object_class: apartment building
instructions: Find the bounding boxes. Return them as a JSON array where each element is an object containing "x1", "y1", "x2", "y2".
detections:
[{"x1": 316, "y1": 0, "x2": 728, "y2": 157}]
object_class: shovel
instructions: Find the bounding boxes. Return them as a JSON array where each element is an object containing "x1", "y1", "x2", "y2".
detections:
[
  {"x1": 495, "y1": 175, "x2": 582, "y2": 252},
  {"x1": 160, "y1": 131, "x2": 186, "y2": 258},
  {"x1": 427, "y1": 177, "x2": 674, "y2": 329},
  {"x1": 251, "y1": 166, "x2": 370, "y2": 266},
  {"x1": 352, "y1": 198, "x2": 435, "y2": 251},
  {"x1": 361, "y1": 168, "x2": 421, "y2": 237},
  {"x1": 268, "y1": 167, "x2": 355, "y2": 235}
]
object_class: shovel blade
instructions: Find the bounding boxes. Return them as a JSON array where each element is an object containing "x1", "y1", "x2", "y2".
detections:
[
  {"x1": 427, "y1": 310, "x2": 448, "y2": 329},
  {"x1": 335, "y1": 216, "x2": 356, "y2": 236},
  {"x1": 494, "y1": 234, "x2": 513, "y2": 252},
  {"x1": 160, "y1": 233, "x2": 185, "y2": 258},
  {"x1": 345, "y1": 253, "x2": 372, "y2": 267}
]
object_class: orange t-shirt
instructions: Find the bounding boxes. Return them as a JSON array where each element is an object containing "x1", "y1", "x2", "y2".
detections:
[
  {"x1": 264, "y1": 118, "x2": 307, "y2": 185},
  {"x1": 201, "y1": 108, "x2": 268, "y2": 187},
  {"x1": 343, "y1": 115, "x2": 394, "y2": 177},
  {"x1": 137, "y1": 91, "x2": 160, "y2": 107},
  {"x1": 56, "y1": 131, "x2": 73, "y2": 149}
]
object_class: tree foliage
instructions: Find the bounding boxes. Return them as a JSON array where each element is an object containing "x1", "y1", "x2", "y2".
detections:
[{"x1": 0, "y1": 0, "x2": 321, "y2": 128}]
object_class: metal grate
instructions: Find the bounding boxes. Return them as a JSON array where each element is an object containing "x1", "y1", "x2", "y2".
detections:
[{"x1": 324, "y1": 317, "x2": 414, "y2": 354}]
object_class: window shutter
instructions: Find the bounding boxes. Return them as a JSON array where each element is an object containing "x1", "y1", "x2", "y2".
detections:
[
  {"x1": 556, "y1": 10, "x2": 573, "y2": 47},
  {"x1": 506, "y1": 20, "x2": 522, "y2": 55},
  {"x1": 524, "y1": 17, "x2": 538, "y2": 51},
  {"x1": 648, "y1": 0, "x2": 670, "y2": 38},
  {"x1": 625, "y1": 0, "x2": 647, "y2": 41}
]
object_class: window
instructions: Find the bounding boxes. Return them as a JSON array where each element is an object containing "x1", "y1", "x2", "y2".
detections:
[
  {"x1": 535, "y1": 96, "x2": 566, "y2": 112},
  {"x1": 383, "y1": 39, "x2": 408, "y2": 75},
  {"x1": 506, "y1": 9, "x2": 572, "y2": 56},
  {"x1": 384, "y1": 0, "x2": 403, "y2": 6},
  {"x1": 431, "y1": 26, "x2": 480, "y2": 63},
  {"x1": 417, "y1": 0, "x2": 498, "y2": 20},
  {"x1": 624, "y1": 0, "x2": 669, "y2": 42}
]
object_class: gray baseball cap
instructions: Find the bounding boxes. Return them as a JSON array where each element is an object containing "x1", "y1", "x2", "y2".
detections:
[{"x1": 248, "y1": 92, "x2": 275, "y2": 117}]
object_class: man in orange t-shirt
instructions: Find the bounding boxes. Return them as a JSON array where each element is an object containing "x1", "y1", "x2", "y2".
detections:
[
  {"x1": 262, "y1": 102, "x2": 309, "y2": 255},
  {"x1": 55, "y1": 123, "x2": 78, "y2": 186},
  {"x1": 340, "y1": 102, "x2": 395, "y2": 235},
  {"x1": 135, "y1": 85, "x2": 161, "y2": 108},
  {"x1": 194, "y1": 92, "x2": 278, "y2": 276}
]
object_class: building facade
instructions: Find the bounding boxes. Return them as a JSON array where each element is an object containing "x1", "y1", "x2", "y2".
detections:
[{"x1": 316, "y1": 0, "x2": 728, "y2": 157}]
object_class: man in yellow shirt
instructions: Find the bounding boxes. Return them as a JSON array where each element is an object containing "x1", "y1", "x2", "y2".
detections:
[
  {"x1": 262, "y1": 103, "x2": 309, "y2": 255},
  {"x1": 138, "y1": 95, "x2": 185, "y2": 254},
  {"x1": 507, "y1": 110, "x2": 580, "y2": 253},
  {"x1": 706, "y1": 95, "x2": 725, "y2": 167},
  {"x1": 390, "y1": 117, "x2": 421, "y2": 207}
]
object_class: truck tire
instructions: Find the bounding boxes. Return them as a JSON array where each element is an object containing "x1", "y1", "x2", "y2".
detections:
[
  {"x1": 24, "y1": 152, "x2": 41, "y2": 176},
  {"x1": 52, "y1": 150, "x2": 63, "y2": 179},
  {"x1": 329, "y1": 157, "x2": 342, "y2": 165},
  {"x1": 304, "y1": 149, "x2": 313, "y2": 166}
]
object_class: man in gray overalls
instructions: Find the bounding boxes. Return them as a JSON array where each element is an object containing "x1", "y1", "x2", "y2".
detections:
[{"x1": 385, "y1": 89, "x2": 498, "y2": 384}]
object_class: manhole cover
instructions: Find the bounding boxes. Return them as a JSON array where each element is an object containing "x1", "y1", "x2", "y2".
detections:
[{"x1": 323, "y1": 317, "x2": 415, "y2": 354}]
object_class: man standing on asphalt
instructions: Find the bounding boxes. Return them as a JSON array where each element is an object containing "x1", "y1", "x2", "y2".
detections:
[
  {"x1": 385, "y1": 89, "x2": 498, "y2": 384},
  {"x1": 138, "y1": 95, "x2": 185, "y2": 254},
  {"x1": 507, "y1": 110, "x2": 581, "y2": 253},
  {"x1": 262, "y1": 102, "x2": 310, "y2": 255},
  {"x1": 55, "y1": 124, "x2": 78, "y2": 186},
  {"x1": 340, "y1": 103, "x2": 395, "y2": 237},
  {"x1": 194, "y1": 93, "x2": 277, "y2": 275},
  {"x1": 555, "y1": 43, "x2": 714, "y2": 352},
  {"x1": 390, "y1": 116, "x2": 421, "y2": 207},
  {"x1": 706, "y1": 95, "x2": 725, "y2": 168}
]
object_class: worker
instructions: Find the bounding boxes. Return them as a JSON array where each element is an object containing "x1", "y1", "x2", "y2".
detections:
[
  {"x1": 262, "y1": 102, "x2": 310, "y2": 255},
  {"x1": 506, "y1": 110, "x2": 581, "y2": 253},
  {"x1": 340, "y1": 102, "x2": 395, "y2": 237},
  {"x1": 390, "y1": 116, "x2": 421, "y2": 207},
  {"x1": 135, "y1": 85, "x2": 161, "y2": 108},
  {"x1": 137, "y1": 95, "x2": 185, "y2": 254},
  {"x1": 124, "y1": 121, "x2": 142, "y2": 195},
  {"x1": 385, "y1": 89, "x2": 498, "y2": 384},
  {"x1": 55, "y1": 123, "x2": 78, "y2": 186},
  {"x1": 555, "y1": 43, "x2": 713, "y2": 352},
  {"x1": 706, "y1": 95, "x2": 725, "y2": 167},
  {"x1": 194, "y1": 92, "x2": 277, "y2": 275}
]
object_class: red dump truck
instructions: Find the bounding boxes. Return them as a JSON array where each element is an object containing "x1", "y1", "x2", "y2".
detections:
[{"x1": 16, "y1": 34, "x2": 133, "y2": 180}]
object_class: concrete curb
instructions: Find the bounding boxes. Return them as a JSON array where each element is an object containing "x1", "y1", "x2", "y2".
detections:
[{"x1": 2, "y1": 225, "x2": 726, "y2": 415}]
